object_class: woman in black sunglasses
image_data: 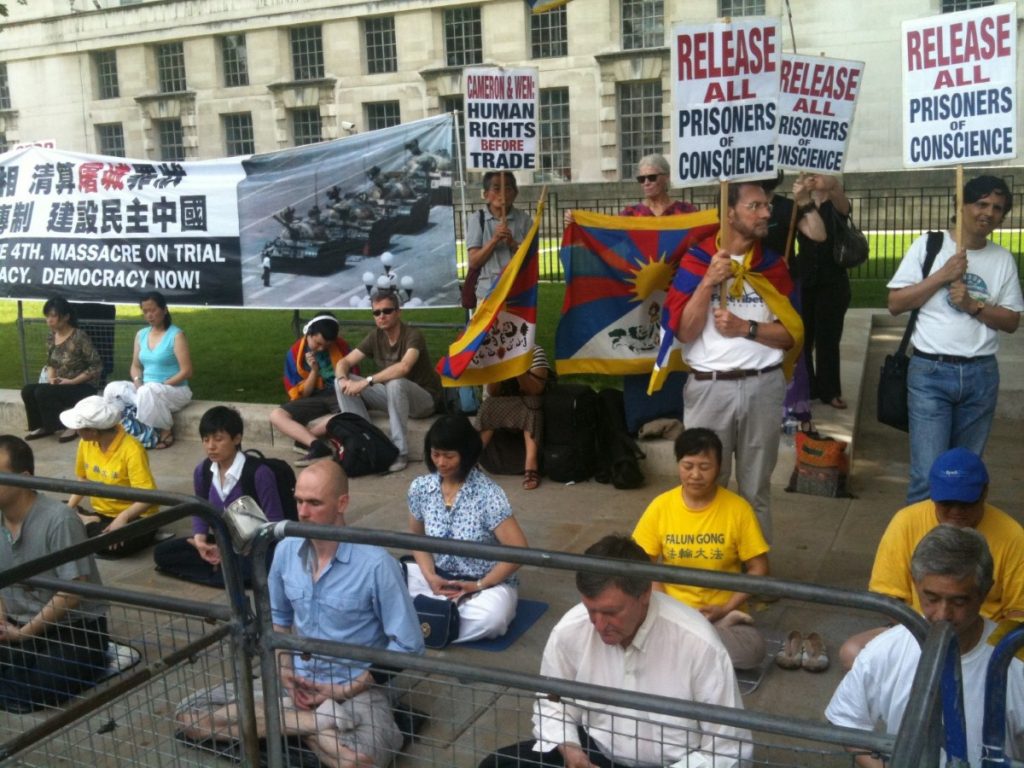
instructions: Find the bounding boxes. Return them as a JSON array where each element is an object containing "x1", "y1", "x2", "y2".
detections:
[{"x1": 564, "y1": 153, "x2": 698, "y2": 227}]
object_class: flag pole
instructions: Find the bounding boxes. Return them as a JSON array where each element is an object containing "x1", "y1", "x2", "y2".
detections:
[
  {"x1": 955, "y1": 165, "x2": 964, "y2": 260},
  {"x1": 719, "y1": 180, "x2": 730, "y2": 309}
]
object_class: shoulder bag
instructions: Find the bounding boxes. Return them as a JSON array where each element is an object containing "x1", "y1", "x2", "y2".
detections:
[
  {"x1": 831, "y1": 206, "x2": 870, "y2": 270},
  {"x1": 876, "y1": 231, "x2": 943, "y2": 431}
]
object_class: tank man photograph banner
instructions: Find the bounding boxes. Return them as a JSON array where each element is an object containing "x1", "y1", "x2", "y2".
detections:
[
  {"x1": 0, "y1": 114, "x2": 459, "y2": 308},
  {"x1": 901, "y1": 3, "x2": 1017, "y2": 168},
  {"x1": 671, "y1": 17, "x2": 781, "y2": 187},
  {"x1": 777, "y1": 54, "x2": 865, "y2": 175},
  {"x1": 464, "y1": 67, "x2": 539, "y2": 172}
]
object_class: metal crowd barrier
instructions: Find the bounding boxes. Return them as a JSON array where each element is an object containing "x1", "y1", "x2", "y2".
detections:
[{"x1": 0, "y1": 472, "x2": 973, "y2": 767}]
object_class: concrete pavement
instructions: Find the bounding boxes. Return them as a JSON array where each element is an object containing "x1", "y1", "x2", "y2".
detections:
[{"x1": 1, "y1": 307, "x2": 1022, "y2": 759}]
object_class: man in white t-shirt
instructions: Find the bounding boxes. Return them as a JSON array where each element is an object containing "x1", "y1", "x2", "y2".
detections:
[
  {"x1": 887, "y1": 175, "x2": 1022, "y2": 503},
  {"x1": 826, "y1": 525, "x2": 1024, "y2": 767},
  {"x1": 667, "y1": 181, "x2": 803, "y2": 541}
]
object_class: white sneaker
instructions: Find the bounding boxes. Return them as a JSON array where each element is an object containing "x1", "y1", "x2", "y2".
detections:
[{"x1": 388, "y1": 455, "x2": 409, "y2": 473}]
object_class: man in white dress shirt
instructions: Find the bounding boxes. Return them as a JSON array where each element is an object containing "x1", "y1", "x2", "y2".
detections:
[{"x1": 479, "y1": 535, "x2": 751, "y2": 768}]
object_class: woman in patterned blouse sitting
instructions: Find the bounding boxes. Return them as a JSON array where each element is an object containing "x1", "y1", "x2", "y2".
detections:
[
  {"x1": 405, "y1": 414, "x2": 529, "y2": 643},
  {"x1": 22, "y1": 296, "x2": 104, "y2": 443}
]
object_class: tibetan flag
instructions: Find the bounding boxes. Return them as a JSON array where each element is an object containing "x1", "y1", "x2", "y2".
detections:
[
  {"x1": 437, "y1": 199, "x2": 544, "y2": 386},
  {"x1": 527, "y1": 0, "x2": 571, "y2": 12},
  {"x1": 555, "y1": 209, "x2": 719, "y2": 376},
  {"x1": 649, "y1": 230, "x2": 804, "y2": 394}
]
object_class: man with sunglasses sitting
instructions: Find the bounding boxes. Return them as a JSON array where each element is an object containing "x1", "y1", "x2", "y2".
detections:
[{"x1": 335, "y1": 290, "x2": 443, "y2": 473}]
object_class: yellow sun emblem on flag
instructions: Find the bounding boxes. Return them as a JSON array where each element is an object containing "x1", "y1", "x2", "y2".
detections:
[{"x1": 626, "y1": 253, "x2": 675, "y2": 302}]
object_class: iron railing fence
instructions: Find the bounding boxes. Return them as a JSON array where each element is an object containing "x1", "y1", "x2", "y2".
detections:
[{"x1": 0, "y1": 472, "x2": 982, "y2": 767}]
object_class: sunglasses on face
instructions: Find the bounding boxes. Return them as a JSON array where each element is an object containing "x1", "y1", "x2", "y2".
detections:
[
  {"x1": 372, "y1": 308, "x2": 396, "y2": 317},
  {"x1": 636, "y1": 174, "x2": 664, "y2": 183}
]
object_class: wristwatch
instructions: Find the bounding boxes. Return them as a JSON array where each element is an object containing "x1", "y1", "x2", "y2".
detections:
[
  {"x1": 746, "y1": 320, "x2": 759, "y2": 340},
  {"x1": 366, "y1": 375, "x2": 375, "y2": 386},
  {"x1": 969, "y1": 301, "x2": 985, "y2": 318}
]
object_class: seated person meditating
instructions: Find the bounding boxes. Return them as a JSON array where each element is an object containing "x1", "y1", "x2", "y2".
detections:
[
  {"x1": 405, "y1": 414, "x2": 528, "y2": 643},
  {"x1": 632, "y1": 427, "x2": 770, "y2": 670},
  {"x1": 60, "y1": 396, "x2": 159, "y2": 558},
  {"x1": 477, "y1": 345, "x2": 551, "y2": 491},
  {"x1": 153, "y1": 406, "x2": 285, "y2": 588},
  {"x1": 269, "y1": 313, "x2": 353, "y2": 467},
  {"x1": 103, "y1": 291, "x2": 192, "y2": 449},
  {"x1": 21, "y1": 295, "x2": 104, "y2": 444},
  {"x1": 0, "y1": 435, "x2": 109, "y2": 713}
]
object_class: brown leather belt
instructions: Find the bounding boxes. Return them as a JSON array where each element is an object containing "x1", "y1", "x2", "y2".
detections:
[{"x1": 690, "y1": 363, "x2": 783, "y2": 382}]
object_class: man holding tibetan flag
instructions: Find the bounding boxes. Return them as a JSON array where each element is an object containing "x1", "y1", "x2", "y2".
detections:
[
  {"x1": 556, "y1": 209, "x2": 719, "y2": 375},
  {"x1": 437, "y1": 198, "x2": 544, "y2": 386},
  {"x1": 663, "y1": 181, "x2": 803, "y2": 543}
]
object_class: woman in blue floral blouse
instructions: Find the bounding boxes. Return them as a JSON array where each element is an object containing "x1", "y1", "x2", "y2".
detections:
[{"x1": 406, "y1": 414, "x2": 529, "y2": 642}]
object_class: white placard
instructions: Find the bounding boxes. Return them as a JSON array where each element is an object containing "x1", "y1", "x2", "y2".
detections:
[
  {"x1": 777, "y1": 54, "x2": 864, "y2": 174},
  {"x1": 901, "y1": 3, "x2": 1017, "y2": 168},
  {"x1": 464, "y1": 67, "x2": 539, "y2": 171},
  {"x1": 671, "y1": 18, "x2": 781, "y2": 187}
]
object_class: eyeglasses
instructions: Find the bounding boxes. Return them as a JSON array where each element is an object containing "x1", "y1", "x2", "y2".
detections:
[
  {"x1": 636, "y1": 174, "x2": 664, "y2": 183},
  {"x1": 740, "y1": 202, "x2": 773, "y2": 213},
  {"x1": 372, "y1": 308, "x2": 396, "y2": 317}
]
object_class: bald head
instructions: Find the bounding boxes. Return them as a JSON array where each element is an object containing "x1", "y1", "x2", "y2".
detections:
[{"x1": 295, "y1": 460, "x2": 349, "y2": 527}]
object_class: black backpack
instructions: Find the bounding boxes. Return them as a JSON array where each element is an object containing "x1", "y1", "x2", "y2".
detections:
[
  {"x1": 592, "y1": 388, "x2": 645, "y2": 490},
  {"x1": 541, "y1": 382, "x2": 599, "y2": 483},
  {"x1": 323, "y1": 412, "x2": 400, "y2": 477},
  {"x1": 198, "y1": 448, "x2": 298, "y2": 521}
]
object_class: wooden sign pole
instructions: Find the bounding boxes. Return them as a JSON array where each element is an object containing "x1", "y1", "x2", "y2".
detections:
[{"x1": 719, "y1": 181, "x2": 730, "y2": 309}]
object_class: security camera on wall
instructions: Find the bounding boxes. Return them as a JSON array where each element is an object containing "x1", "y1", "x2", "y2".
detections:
[{"x1": 340, "y1": 121, "x2": 356, "y2": 133}]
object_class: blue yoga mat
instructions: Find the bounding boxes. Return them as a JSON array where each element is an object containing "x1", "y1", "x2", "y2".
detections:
[{"x1": 459, "y1": 599, "x2": 549, "y2": 652}]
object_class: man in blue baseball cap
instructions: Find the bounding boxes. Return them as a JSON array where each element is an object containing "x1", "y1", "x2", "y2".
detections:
[{"x1": 838, "y1": 447, "x2": 1024, "y2": 669}]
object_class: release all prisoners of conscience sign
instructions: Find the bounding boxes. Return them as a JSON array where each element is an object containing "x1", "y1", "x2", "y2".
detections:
[
  {"x1": 464, "y1": 67, "x2": 539, "y2": 171},
  {"x1": 901, "y1": 2, "x2": 1017, "y2": 168},
  {"x1": 671, "y1": 17, "x2": 782, "y2": 187}
]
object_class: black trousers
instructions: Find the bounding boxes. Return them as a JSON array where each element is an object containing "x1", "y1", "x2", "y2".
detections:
[
  {"x1": 153, "y1": 535, "x2": 273, "y2": 589},
  {"x1": 479, "y1": 726, "x2": 634, "y2": 768},
  {"x1": 802, "y1": 275, "x2": 851, "y2": 404},
  {"x1": 21, "y1": 382, "x2": 96, "y2": 433},
  {"x1": 0, "y1": 617, "x2": 109, "y2": 713}
]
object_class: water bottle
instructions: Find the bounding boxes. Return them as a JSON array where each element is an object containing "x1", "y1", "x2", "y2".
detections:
[{"x1": 782, "y1": 415, "x2": 798, "y2": 446}]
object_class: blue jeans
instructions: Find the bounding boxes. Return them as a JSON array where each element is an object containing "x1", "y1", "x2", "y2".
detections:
[{"x1": 906, "y1": 354, "x2": 998, "y2": 503}]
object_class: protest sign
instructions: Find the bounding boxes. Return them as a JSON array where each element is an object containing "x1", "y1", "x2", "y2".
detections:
[
  {"x1": 0, "y1": 114, "x2": 460, "y2": 308},
  {"x1": 901, "y1": 3, "x2": 1017, "y2": 167},
  {"x1": 777, "y1": 54, "x2": 864, "y2": 174},
  {"x1": 671, "y1": 17, "x2": 781, "y2": 187},
  {"x1": 464, "y1": 67, "x2": 538, "y2": 170}
]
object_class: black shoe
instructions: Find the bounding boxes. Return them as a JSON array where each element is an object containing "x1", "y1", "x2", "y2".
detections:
[
  {"x1": 293, "y1": 439, "x2": 333, "y2": 467},
  {"x1": 25, "y1": 428, "x2": 53, "y2": 440}
]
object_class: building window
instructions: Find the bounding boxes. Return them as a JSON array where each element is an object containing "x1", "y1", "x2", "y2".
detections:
[
  {"x1": 291, "y1": 107, "x2": 322, "y2": 146},
  {"x1": 96, "y1": 123, "x2": 126, "y2": 157},
  {"x1": 157, "y1": 118, "x2": 185, "y2": 161},
  {"x1": 441, "y1": 95, "x2": 465, "y2": 180},
  {"x1": 364, "y1": 16, "x2": 397, "y2": 74},
  {"x1": 531, "y1": 5, "x2": 568, "y2": 59},
  {"x1": 94, "y1": 51, "x2": 120, "y2": 100},
  {"x1": 622, "y1": 0, "x2": 663, "y2": 50},
  {"x1": 364, "y1": 101, "x2": 400, "y2": 132},
  {"x1": 221, "y1": 34, "x2": 249, "y2": 87},
  {"x1": 536, "y1": 88, "x2": 571, "y2": 182},
  {"x1": 0, "y1": 132, "x2": 8, "y2": 152},
  {"x1": 223, "y1": 113, "x2": 255, "y2": 156},
  {"x1": 444, "y1": 7, "x2": 483, "y2": 67},
  {"x1": 718, "y1": 0, "x2": 765, "y2": 14},
  {"x1": 156, "y1": 42, "x2": 187, "y2": 93},
  {"x1": 941, "y1": 0, "x2": 993, "y2": 9},
  {"x1": 618, "y1": 80, "x2": 662, "y2": 175},
  {"x1": 291, "y1": 26, "x2": 325, "y2": 81},
  {"x1": 0, "y1": 63, "x2": 11, "y2": 110}
]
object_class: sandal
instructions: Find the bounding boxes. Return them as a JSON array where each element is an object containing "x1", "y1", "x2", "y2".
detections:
[
  {"x1": 775, "y1": 630, "x2": 803, "y2": 670},
  {"x1": 155, "y1": 432, "x2": 176, "y2": 450},
  {"x1": 522, "y1": 469, "x2": 540, "y2": 491},
  {"x1": 801, "y1": 632, "x2": 830, "y2": 672},
  {"x1": 827, "y1": 397, "x2": 848, "y2": 410}
]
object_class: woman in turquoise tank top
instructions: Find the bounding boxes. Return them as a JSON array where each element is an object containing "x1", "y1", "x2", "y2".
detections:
[{"x1": 103, "y1": 292, "x2": 193, "y2": 449}]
